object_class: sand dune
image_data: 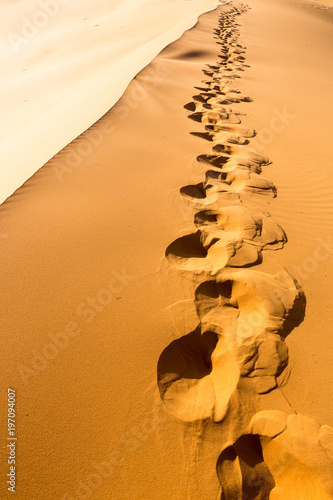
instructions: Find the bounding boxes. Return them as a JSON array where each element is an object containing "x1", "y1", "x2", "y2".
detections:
[
  {"x1": 0, "y1": 0, "x2": 333, "y2": 498},
  {"x1": 0, "y1": 0, "x2": 218, "y2": 204}
]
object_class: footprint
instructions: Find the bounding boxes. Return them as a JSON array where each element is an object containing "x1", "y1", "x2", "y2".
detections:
[
  {"x1": 191, "y1": 130, "x2": 249, "y2": 145},
  {"x1": 200, "y1": 124, "x2": 255, "y2": 144},
  {"x1": 180, "y1": 170, "x2": 277, "y2": 204},
  {"x1": 219, "y1": 54, "x2": 246, "y2": 63},
  {"x1": 197, "y1": 153, "x2": 269, "y2": 173},
  {"x1": 203, "y1": 161, "x2": 262, "y2": 175},
  {"x1": 193, "y1": 92, "x2": 253, "y2": 106},
  {"x1": 165, "y1": 207, "x2": 286, "y2": 274},
  {"x1": 196, "y1": 268, "x2": 305, "y2": 342},
  {"x1": 258, "y1": 413, "x2": 333, "y2": 499},
  {"x1": 211, "y1": 144, "x2": 270, "y2": 165},
  {"x1": 217, "y1": 412, "x2": 333, "y2": 499},
  {"x1": 165, "y1": 226, "x2": 260, "y2": 274},
  {"x1": 205, "y1": 124, "x2": 256, "y2": 138},
  {"x1": 203, "y1": 68, "x2": 241, "y2": 79},
  {"x1": 194, "y1": 268, "x2": 305, "y2": 393},
  {"x1": 217, "y1": 434, "x2": 275, "y2": 499},
  {"x1": 157, "y1": 325, "x2": 241, "y2": 422},
  {"x1": 193, "y1": 206, "x2": 287, "y2": 250},
  {"x1": 157, "y1": 269, "x2": 302, "y2": 424},
  {"x1": 188, "y1": 109, "x2": 242, "y2": 125},
  {"x1": 232, "y1": 170, "x2": 277, "y2": 197},
  {"x1": 200, "y1": 83, "x2": 242, "y2": 95},
  {"x1": 157, "y1": 268, "x2": 304, "y2": 422}
]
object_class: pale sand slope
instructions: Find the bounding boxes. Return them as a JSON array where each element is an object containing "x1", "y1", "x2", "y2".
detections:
[
  {"x1": 0, "y1": 1, "x2": 332, "y2": 500},
  {"x1": 0, "y1": 0, "x2": 218, "y2": 205}
]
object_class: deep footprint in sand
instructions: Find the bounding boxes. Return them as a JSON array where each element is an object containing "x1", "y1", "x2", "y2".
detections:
[
  {"x1": 165, "y1": 226, "x2": 260, "y2": 274},
  {"x1": 190, "y1": 124, "x2": 255, "y2": 145},
  {"x1": 157, "y1": 323, "x2": 243, "y2": 422},
  {"x1": 157, "y1": 269, "x2": 305, "y2": 423},
  {"x1": 203, "y1": 68, "x2": 241, "y2": 79},
  {"x1": 187, "y1": 108, "x2": 243, "y2": 125},
  {"x1": 194, "y1": 206, "x2": 287, "y2": 250},
  {"x1": 197, "y1": 152, "x2": 269, "y2": 174},
  {"x1": 180, "y1": 171, "x2": 277, "y2": 204},
  {"x1": 210, "y1": 144, "x2": 271, "y2": 168},
  {"x1": 193, "y1": 92, "x2": 253, "y2": 107},
  {"x1": 217, "y1": 411, "x2": 333, "y2": 499},
  {"x1": 165, "y1": 206, "x2": 286, "y2": 274},
  {"x1": 194, "y1": 268, "x2": 305, "y2": 393},
  {"x1": 191, "y1": 130, "x2": 250, "y2": 145},
  {"x1": 205, "y1": 123, "x2": 256, "y2": 139},
  {"x1": 217, "y1": 434, "x2": 275, "y2": 499},
  {"x1": 195, "y1": 268, "x2": 305, "y2": 341},
  {"x1": 157, "y1": 327, "x2": 223, "y2": 422}
]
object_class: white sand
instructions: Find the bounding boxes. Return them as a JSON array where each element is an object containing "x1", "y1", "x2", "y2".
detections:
[{"x1": 0, "y1": 0, "x2": 218, "y2": 204}]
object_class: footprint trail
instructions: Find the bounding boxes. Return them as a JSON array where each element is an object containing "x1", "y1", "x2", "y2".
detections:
[{"x1": 157, "y1": 3, "x2": 333, "y2": 498}]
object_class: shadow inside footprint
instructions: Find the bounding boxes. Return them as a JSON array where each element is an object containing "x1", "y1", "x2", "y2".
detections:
[
  {"x1": 188, "y1": 112, "x2": 206, "y2": 123},
  {"x1": 190, "y1": 131, "x2": 214, "y2": 142},
  {"x1": 180, "y1": 182, "x2": 207, "y2": 200},
  {"x1": 157, "y1": 327, "x2": 219, "y2": 421},
  {"x1": 166, "y1": 231, "x2": 207, "y2": 260},
  {"x1": 217, "y1": 435, "x2": 275, "y2": 500},
  {"x1": 279, "y1": 290, "x2": 306, "y2": 337},
  {"x1": 197, "y1": 154, "x2": 230, "y2": 168},
  {"x1": 165, "y1": 228, "x2": 251, "y2": 274},
  {"x1": 184, "y1": 102, "x2": 197, "y2": 112},
  {"x1": 206, "y1": 170, "x2": 225, "y2": 181}
]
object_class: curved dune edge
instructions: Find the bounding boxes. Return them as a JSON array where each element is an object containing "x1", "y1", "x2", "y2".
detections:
[
  {"x1": 0, "y1": 0, "x2": 220, "y2": 205},
  {"x1": 157, "y1": 3, "x2": 333, "y2": 497}
]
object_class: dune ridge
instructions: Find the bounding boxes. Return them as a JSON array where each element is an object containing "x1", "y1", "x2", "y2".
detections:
[
  {"x1": 157, "y1": 4, "x2": 333, "y2": 498},
  {"x1": 0, "y1": 0, "x2": 219, "y2": 205}
]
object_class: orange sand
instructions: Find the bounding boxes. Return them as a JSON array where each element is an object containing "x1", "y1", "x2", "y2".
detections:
[{"x1": 0, "y1": 0, "x2": 332, "y2": 498}]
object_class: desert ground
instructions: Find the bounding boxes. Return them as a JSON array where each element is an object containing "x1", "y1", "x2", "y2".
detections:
[{"x1": 0, "y1": 0, "x2": 332, "y2": 498}]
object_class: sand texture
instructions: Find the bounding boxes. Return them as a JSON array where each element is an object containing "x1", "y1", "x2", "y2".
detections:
[
  {"x1": 0, "y1": 0, "x2": 218, "y2": 204},
  {"x1": 0, "y1": 0, "x2": 332, "y2": 498},
  {"x1": 158, "y1": 4, "x2": 333, "y2": 497}
]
